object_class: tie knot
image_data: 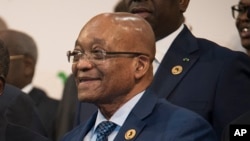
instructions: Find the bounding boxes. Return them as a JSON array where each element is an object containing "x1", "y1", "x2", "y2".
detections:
[{"x1": 96, "y1": 121, "x2": 117, "y2": 141}]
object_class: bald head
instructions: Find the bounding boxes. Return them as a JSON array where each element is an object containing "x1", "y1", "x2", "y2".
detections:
[
  {"x1": 79, "y1": 12, "x2": 156, "y2": 61},
  {"x1": 0, "y1": 30, "x2": 37, "y2": 89},
  {"x1": 73, "y1": 13, "x2": 156, "y2": 112},
  {"x1": 0, "y1": 30, "x2": 38, "y2": 63}
]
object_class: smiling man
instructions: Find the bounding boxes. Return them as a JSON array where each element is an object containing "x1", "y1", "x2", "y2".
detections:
[
  {"x1": 61, "y1": 12, "x2": 217, "y2": 141},
  {"x1": 232, "y1": 0, "x2": 250, "y2": 55}
]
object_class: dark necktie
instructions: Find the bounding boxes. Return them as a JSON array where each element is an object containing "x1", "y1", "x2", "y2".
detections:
[{"x1": 96, "y1": 121, "x2": 117, "y2": 141}]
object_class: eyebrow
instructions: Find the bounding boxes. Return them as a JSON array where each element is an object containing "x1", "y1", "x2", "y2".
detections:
[{"x1": 75, "y1": 38, "x2": 106, "y2": 49}]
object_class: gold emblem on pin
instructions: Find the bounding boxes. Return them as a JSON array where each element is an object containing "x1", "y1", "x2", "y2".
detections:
[
  {"x1": 171, "y1": 65, "x2": 183, "y2": 75},
  {"x1": 125, "y1": 129, "x2": 136, "y2": 140}
]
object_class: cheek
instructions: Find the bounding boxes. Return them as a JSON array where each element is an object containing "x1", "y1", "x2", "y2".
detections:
[
  {"x1": 236, "y1": 20, "x2": 240, "y2": 30},
  {"x1": 72, "y1": 64, "x2": 78, "y2": 76},
  {"x1": 7, "y1": 63, "x2": 19, "y2": 80}
]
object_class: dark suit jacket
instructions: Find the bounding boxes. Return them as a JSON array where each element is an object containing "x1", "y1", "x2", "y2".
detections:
[
  {"x1": 6, "y1": 123, "x2": 51, "y2": 141},
  {"x1": 75, "y1": 25, "x2": 250, "y2": 139},
  {"x1": 0, "y1": 84, "x2": 48, "y2": 141},
  {"x1": 61, "y1": 90, "x2": 218, "y2": 141},
  {"x1": 55, "y1": 74, "x2": 79, "y2": 141},
  {"x1": 222, "y1": 111, "x2": 250, "y2": 141},
  {"x1": 29, "y1": 87, "x2": 59, "y2": 139},
  {"x1": 148, "y1": 25, "x2": 250, "y2": 138}
]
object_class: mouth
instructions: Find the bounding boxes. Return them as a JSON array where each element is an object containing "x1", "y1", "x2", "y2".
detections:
[
  {"x1": 76, "y1": 76, "x2": 100, "y2": 87},
  {"x1": 78, "y1": 76, "x2": 99, "y2": 83},
  {"x1": 130, "y1": 7, "x2": 152, "y2": 18},
  {"x1": 240, "y1": 26, "x2": 250, "y2": 38}
]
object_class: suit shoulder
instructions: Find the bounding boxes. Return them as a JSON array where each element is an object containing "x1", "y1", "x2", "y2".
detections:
[
  {"x1": 2, "y1": 84, "x2": 34, "y2": 105},
  {"x1": 197, "y1": 38, "x2": 248, "y2": 58},
  {"x1": 30, "y1": 87, "x2": 59, "y2": 103},
  {"x1": 157, "y1": 99, "x2": 211, "y2": 124},
  {"x1": 61, "y1": 124, "x2": 85, "y2": 141}
]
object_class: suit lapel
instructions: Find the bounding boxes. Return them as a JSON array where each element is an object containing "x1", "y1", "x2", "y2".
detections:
[
  {"x1": 150, "y1": 26, "x2": 200, "y2": 98},
  {"x1": 77, "y1": 112, "x2": 97, "y2": 141},
  {"x1": 114, "y1": 90, "x2": 157, "y2": 141}
]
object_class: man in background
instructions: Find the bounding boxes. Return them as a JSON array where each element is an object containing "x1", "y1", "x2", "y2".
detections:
[
  {"x1": 0, "y1": 29, "x2": 59, "y2": 139},
  {"x1": 231, "y1": 0, "x2": 250, "y2": 56},
  {"x1": 0, "y1": 40, "x2": 50, "y2": 141}
]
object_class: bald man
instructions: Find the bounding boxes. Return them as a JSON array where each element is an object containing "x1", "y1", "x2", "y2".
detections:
[{"x1": 61, "y1": 12, "x2": 217, "y2": 141}]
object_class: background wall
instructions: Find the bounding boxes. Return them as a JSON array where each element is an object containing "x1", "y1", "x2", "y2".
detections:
[{"x1": 0, "y1": 0, "x2": 244, "y2": 100}]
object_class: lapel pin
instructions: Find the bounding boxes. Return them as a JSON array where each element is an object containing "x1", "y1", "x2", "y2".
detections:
[
  {"x1": 125, "y1": 129, "x2": 136, "y2": 140},
  {"x1": 182, "y1": 58, "x2": 190, "y2": 62},
  {"x1": 171, "y1": 65, "x2": 183, "y2": 75}
]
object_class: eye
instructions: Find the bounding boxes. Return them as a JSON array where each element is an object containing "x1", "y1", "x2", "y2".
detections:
[
  {"x1": 71, "y1": 50, "x2": 83, "y2": 62},
  {"x1": 238, "y1": 5, "x2": 248, "y2": 13},
  {"x1": 91, "y1": 50, "x2": 105, "y2": 60}
]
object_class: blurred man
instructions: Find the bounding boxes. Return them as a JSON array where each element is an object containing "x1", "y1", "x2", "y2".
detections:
[
  {"x1": 0, "y1": 40, "x2": 50, "y2": 141},
  {"x1": 0, "y1": 29, "x2": 59, "y2": 139}
]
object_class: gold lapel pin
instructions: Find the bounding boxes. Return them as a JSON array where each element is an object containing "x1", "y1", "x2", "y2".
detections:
[
  {"x1": 125, "y1": 129, "x2": 136, "y2": 140},
  {"x1": 171, "y1": 65, "x2": 183, "y2": 75}
]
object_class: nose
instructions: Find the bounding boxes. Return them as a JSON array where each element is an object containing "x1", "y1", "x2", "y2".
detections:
[{"x1": 74, "y1": 58, "x2": 94, "y2": 72}]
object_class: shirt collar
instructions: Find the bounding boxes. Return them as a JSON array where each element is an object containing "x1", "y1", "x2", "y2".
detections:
[
  {"x1": 93, "y1": 91, "x2": 144, "y2": 130},
  {"x1": 155, "y1": 24, "x2": 184, "y2": 63},
  {"x1": 21, "y1": 83, "x2": 33, "y2": 94}
]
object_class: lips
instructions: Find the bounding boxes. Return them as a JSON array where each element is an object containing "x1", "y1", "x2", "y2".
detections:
[
  {"x1": 77, "y1": 76, "x2": 99, "y2": 83},
  {"x1": 130, "y1": 7, "x2": 152, "y2": 18},
  {"x1": 240, "y1": 26, "x2": 250, "y2": 38}
]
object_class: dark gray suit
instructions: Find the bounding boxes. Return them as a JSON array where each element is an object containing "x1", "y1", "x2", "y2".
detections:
[
  {"x1": 29, "y1": 87, "x2": 59, "y2": 139},
  {"x1": 0, "y1": 84, "x2": 48, "y2": 141}
]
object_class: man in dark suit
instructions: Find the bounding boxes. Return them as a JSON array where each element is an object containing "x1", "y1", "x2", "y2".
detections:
[
  {"x1": 0, "y1": 29, "x2": 59, "y2": 139},
  {"x1": 62, "y1": 12, "x2": 217, "y2": 141},
  {"x1": 123, "y1": 0, "x2": 250, "y2": 138},
  {"x1": 75, "y1": 0, "x2": 250, "y2": 140},
  {"x1": 0, "y1": 40, "x2": 50, "y2": 141},
  {"x1": 221, "y1": 2, "x2": 250, "y2": 140}
]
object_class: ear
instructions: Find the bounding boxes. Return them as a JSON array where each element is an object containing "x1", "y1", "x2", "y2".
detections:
[
  {"x1": 23, "y1": 56, "x2": 35, "y2": 77},
  {"x1": 179, "y1": 0, "x2": 190, "y2": 13},
  {"x1": 134, "y1": 56, "x2": 150, "y2": 79}
]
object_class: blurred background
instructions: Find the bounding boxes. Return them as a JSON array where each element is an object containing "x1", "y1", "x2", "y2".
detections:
[{"x1": 0, "y1": 0, "x2": 243, "y2": 100}]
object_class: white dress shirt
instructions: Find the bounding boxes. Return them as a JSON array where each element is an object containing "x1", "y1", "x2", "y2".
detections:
[
  {"x1": 84, "y1": 91, "x2": 144, "y2": 141},
  {"x1": 21, "y1": 83, "x2": 33, "y2": 94},
  {"x1": 153, "y1": 24, "x2": 184, "y2": 74}
]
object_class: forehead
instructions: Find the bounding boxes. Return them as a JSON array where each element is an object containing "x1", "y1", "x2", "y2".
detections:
[
  {"x1": 76, "y1": 25, "x2": 129, "y2": 50},
  {"x1": 75, "y1": 37, "x2": 107, "y2": 49}
]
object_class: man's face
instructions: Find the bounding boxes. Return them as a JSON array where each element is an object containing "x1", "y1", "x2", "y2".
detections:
[
  {"x1": 72, "y1": 22, "x2": 137, "y2": 105},
  {"x1": 123, "y1": 0, "x2": 184, "y2": 39},
  {"x1": 6, "y1": 54, "x2": 26, "y2": 89},
  {"x1": 236, "y1": 0, "x2": 250, "y2": 50}
]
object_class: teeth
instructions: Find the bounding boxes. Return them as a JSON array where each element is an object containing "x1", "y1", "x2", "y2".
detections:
[{"x1": 243, "y1": 28, "x2": 249, "y2": 32}]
